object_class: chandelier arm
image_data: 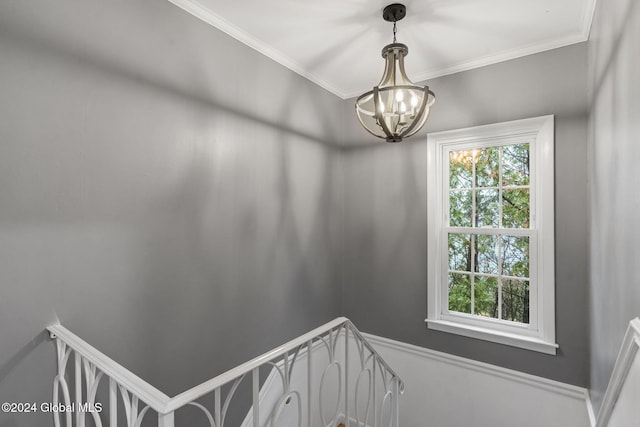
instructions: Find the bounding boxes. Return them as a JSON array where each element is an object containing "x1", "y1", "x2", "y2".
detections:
[
  {"x1": 373, "y1": 86, "x2": 394, "y2": 140},
  {"x1": 398, "y1": 87, "x2": 432, "y2": 139},
  {"x1": 355, "y1": 94, "x2": 386, "y2": 139}
]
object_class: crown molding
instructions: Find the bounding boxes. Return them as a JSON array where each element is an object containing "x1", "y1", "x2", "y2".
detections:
[
  {"x1": 167, "y1": 0, "x2": 599, "y2": 100},
  {"x1": 165, "y1": 0, "x2": 349, "y2": 98},
  {"x1": 343, "y1": 32, "x2": 589, "y2": 98}
]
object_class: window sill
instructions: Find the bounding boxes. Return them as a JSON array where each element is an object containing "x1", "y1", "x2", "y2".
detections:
[{"x1": 425, "y1": 319, "x2": 558, "y2": 355}]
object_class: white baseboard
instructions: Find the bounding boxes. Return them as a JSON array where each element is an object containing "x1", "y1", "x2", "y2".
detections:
[
  {"x1": 595, "y1": 317, "x2": 640, "y2": 427},
  {"x1": 240, "y1": 328, "x2": 599, "y2": 427},
  {"x1": 362, "y1": 332, "x2": 592, "y2": 427},
  {"x1": 363, "y1": 332, "x2": 589, "y2": 399}
]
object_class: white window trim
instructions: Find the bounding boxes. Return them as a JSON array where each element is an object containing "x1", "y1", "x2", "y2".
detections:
[{"x1": 426, "y1": 115, "x2": 557, "y2": 355}]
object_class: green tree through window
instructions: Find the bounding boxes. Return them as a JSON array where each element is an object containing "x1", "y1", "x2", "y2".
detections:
[{"x1": 447, "y1": 144, "x2": 531, "y2": 324}]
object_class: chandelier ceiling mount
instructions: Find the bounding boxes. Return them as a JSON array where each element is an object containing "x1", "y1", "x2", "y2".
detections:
[{"x1": 382, "y1": 3, "x2": 406, "y2": 23}]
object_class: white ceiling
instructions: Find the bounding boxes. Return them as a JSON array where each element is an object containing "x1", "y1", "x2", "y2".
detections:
[{"x1": 166, "y1": 0, "x2": 596, "y2": 99}]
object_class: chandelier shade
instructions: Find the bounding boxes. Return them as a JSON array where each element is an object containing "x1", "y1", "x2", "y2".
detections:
[{"x1": 355, "y1": 4, "x2": 435, "y2": 143}]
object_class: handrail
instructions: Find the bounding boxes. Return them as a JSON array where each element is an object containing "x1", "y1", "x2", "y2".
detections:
[
  {"x1": 48, "y1": 316, "x2": 404, "y2": 420},
  {"x1": 345, "y1": 319, "x2": 405, "y2": 393},
  {"x1": 165, "y1": 317, "x2": 405, "y2": 412},
  {"x1": 596, "y1": 317, "x2": 640, "y2": 427},
  {"x1": 166, "y1": 317, "x2": 349, "y2": 412},
  {"x1": 47, "y1": 324, "x2": 170, "y2": 413}
]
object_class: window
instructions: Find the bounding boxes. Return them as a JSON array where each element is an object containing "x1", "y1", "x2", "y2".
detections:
[{"x1": 426, "y1": 116, "x2": 557, "y2": 354}]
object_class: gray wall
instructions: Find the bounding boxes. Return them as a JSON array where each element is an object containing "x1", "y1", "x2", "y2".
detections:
[
  {"x1": 341, "y1": 43, "x2": 590, "y2": 386},
  {"x1": 0, "y1": 0, "x2": 343, "y2": 424},
  {"x1": 0, "y1": 0, "x2": 601, "y2": 423},
  {"x1": 588, "y1": 0, "x2": 640, "y2": 413}
]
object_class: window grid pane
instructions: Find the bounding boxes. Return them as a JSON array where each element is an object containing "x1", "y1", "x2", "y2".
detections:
[
  {"x1": 447, "y1": 232, "x2": 530, "y2": 323},
  {"x1": 447, "y1": 142, "x2": 531, "y2": 324}
]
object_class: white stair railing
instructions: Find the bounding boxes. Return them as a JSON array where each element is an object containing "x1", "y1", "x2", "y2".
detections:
[{"x1": 47, "y1": 317, "x2": 404, "y2": 427}]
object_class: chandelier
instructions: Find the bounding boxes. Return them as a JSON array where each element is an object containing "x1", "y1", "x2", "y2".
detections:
[{"x1": 355, "y1": 4, "x2": 435, "y2": 143}]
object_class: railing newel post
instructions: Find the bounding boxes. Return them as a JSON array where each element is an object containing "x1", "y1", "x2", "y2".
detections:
[
  {"x1": 307, "y1": 339, "x2": 312, "y2": 427},
  {"x1": 252, "y1": 367, "x2": 260, "y2": 427},
  {"x1": 394, "y1": 378, "x2": 400, "y2": 427},
  {"x1": 373, "y1": 358, "x2": 377, "y2": 427},
  {"x1": 75, "y1": 352, "x2": 83, "y2": 427},
  {"x1": 214, "y1": 387, "x2": 221, "y2": 427},
  {"x1": 345, "y1": 323, "x2": 349, "y2": 427},
  {"x1": 109, "y1": 378, "x2": 117, "y2": 427},
  {"x1": 158, "y1": 412, "x2": 174, "y2": 427}
]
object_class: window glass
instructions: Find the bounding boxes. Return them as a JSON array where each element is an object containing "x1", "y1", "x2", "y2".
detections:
[{"x1": 446, "y1": 143, "x2": 532, "y2": 324}]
